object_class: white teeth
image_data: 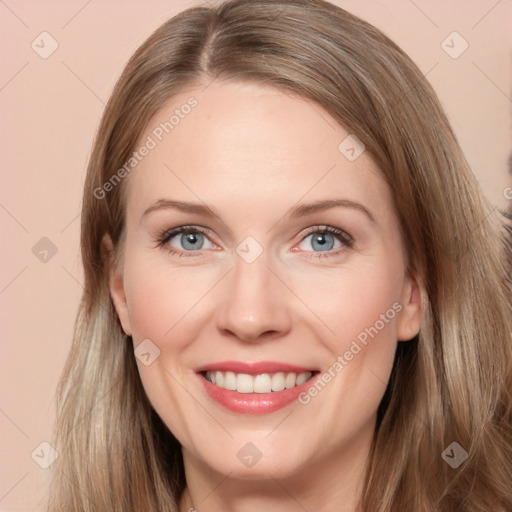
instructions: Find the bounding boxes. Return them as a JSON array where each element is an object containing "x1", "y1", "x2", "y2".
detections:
[
  {"x1": 254, "y1": 374, "x2": 272, "y2": 393},
  {"x1": 224, "y1": 371, "x2": 237, "y2": 391},
  {"x1": 271, "y1": 372, "x2": 286, "y2": 392},
  {"x1": 285, "y1": 372, "x2": 296, "y2": 389},
  {"x1": 204, "y1": 370, "x2": 313, "y2": 393},
  {"x1": 296, "y1": 372, "x2": 310, "y2": 386},
  {"x1": 236, "y1": 373, "x2": 253, "y2": 393}
]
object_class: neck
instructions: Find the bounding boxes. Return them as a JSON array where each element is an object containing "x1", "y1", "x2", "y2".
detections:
[{"x1": 178, "y1": 429, "x2": 372, "y2": 512}]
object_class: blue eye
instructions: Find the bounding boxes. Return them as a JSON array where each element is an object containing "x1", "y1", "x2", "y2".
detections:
[
  {"x1": 297, "y1": 226, "x2": 353, "y2": 256},
  {"x1": 177, "y1": 232, "x2": 205, "y2": 251},
  {"x1": 157, "y1": 226, "x2": 214, "y2": 256},
  {"x1": 156, "y1": 224, "x2": 353, "y2": 259},
  {"x1": 307, "y1": 232, "x2": 336, "y2": 251}
]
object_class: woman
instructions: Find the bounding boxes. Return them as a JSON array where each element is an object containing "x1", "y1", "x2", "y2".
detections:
[{"x1": 47, "y1": 0, "x2": 512, "y2": 510}]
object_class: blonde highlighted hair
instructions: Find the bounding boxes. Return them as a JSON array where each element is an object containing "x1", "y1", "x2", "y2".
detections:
[{"x1": 48, "y1": 1, "x2": 512, "y2": 510}]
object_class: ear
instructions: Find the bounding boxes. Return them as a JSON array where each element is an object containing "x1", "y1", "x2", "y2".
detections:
[
  {"x1": 101, "y1": 234, "x2": 132, "y2": 336},
  {"x1": 396, "y1": 272, "x2": 423, "y2": 342}
]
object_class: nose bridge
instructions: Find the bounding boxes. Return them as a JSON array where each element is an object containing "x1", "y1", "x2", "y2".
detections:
[
  {"x1": 231, "y1": 252, "x2": 271, "y2": 304},
  {"x1": 216, "y1": 248, "x2": 291, "y2": 342}
]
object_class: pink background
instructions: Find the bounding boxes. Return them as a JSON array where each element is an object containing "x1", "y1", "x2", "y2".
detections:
[{"x1": 1, "y1": 0, "x2": 510, "y2": 510}]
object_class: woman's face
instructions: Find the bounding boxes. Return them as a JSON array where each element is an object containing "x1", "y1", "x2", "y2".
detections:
[{"x1": 107, "y1": 81, "x2": 422, "y2": 484}]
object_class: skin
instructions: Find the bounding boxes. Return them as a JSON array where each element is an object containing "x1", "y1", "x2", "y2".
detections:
[{"x1": 105, "y1": 80, "x2": 422, "y2": 512}]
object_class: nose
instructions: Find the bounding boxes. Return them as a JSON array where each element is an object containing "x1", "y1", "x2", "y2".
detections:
[{"x1": 215, "y1": 253, "x2": 292, "y2": 343}]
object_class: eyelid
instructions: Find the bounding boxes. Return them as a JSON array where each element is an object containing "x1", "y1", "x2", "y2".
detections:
[
  {"x1": 299, "y1": 224, "x2": 353, "y2": 243},
  {"x1": 292, "y1": 224, "x2": 354, "y2": 257},
  {"x1": 155, "y1": 225, "x2": 218, "y2": 252}
]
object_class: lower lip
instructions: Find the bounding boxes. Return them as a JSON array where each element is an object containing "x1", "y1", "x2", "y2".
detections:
[{"x1": 198, "y1": 373, "x2": 319, "y2": 415}]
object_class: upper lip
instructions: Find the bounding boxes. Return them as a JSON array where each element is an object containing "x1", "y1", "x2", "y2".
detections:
[{"x1": 195, "y1": 361, "x2": 317, "y2": 375}]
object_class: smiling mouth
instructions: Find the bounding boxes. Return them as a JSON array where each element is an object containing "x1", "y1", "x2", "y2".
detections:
[{"x1": 202, "y1": 370, "x2": 318, "y2": 394}]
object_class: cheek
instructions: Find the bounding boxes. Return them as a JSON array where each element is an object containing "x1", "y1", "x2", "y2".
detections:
[
  {"x1": 291, "y1": 258, "x2": 404, "y2": 405},
  {"x1": 121, "y1": 253, "x2": 216, "y2": 441},
  {"x1": 292, "y1": 266, "x2": 402, "y2": 432},
  {"x1": 123, "y1": 252, "x2": 216, "y2": 343},
  {"x1": 291, "y1": 259, "x2": 403, "y2": 345}
]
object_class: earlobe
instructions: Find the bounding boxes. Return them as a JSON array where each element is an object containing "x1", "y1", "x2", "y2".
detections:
[
  {"x1": 397, "y1": 273, "x2": 423, "y2": 342},
  {"x1": 101, "y1": 234, "x2": 132, "y2": 336}
]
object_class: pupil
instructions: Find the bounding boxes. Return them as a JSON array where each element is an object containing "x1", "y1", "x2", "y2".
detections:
[
  {"x1": 312, "y1": 233, "x2": 334, "y2": 252},
  {"x1": 181, "y1": 232, "x2": 203, "y2": 250}
]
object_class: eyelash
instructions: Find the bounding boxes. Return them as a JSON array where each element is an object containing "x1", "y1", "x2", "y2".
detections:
[{"x1": 155, "y1": 225, "x2": 354, "y2": 259}]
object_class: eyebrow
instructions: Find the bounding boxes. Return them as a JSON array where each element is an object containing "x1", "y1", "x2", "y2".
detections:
[
  {"x1": 289, "y1": 199, "x2": 375, "y2": 223},
  {"x1": 141, "y1": 198, "x2": 376, "y2": 224},
  {"x1": 142, "y1": 199, "x2": 221, "y2": 221}
]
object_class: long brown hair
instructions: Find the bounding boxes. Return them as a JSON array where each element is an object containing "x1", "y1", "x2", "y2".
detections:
[{"x1": 48, "y1": 1, "x2": 512, "y2": 510}]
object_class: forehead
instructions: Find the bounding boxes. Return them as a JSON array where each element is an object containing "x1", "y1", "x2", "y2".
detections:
[{"x1": 125, "y1": 80, "x2": 393, "y2": 225}]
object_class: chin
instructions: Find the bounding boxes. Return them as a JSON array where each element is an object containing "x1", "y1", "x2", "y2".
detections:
[{"x1": 203, "y1": 447, "x2": 308, "y2": 481}]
